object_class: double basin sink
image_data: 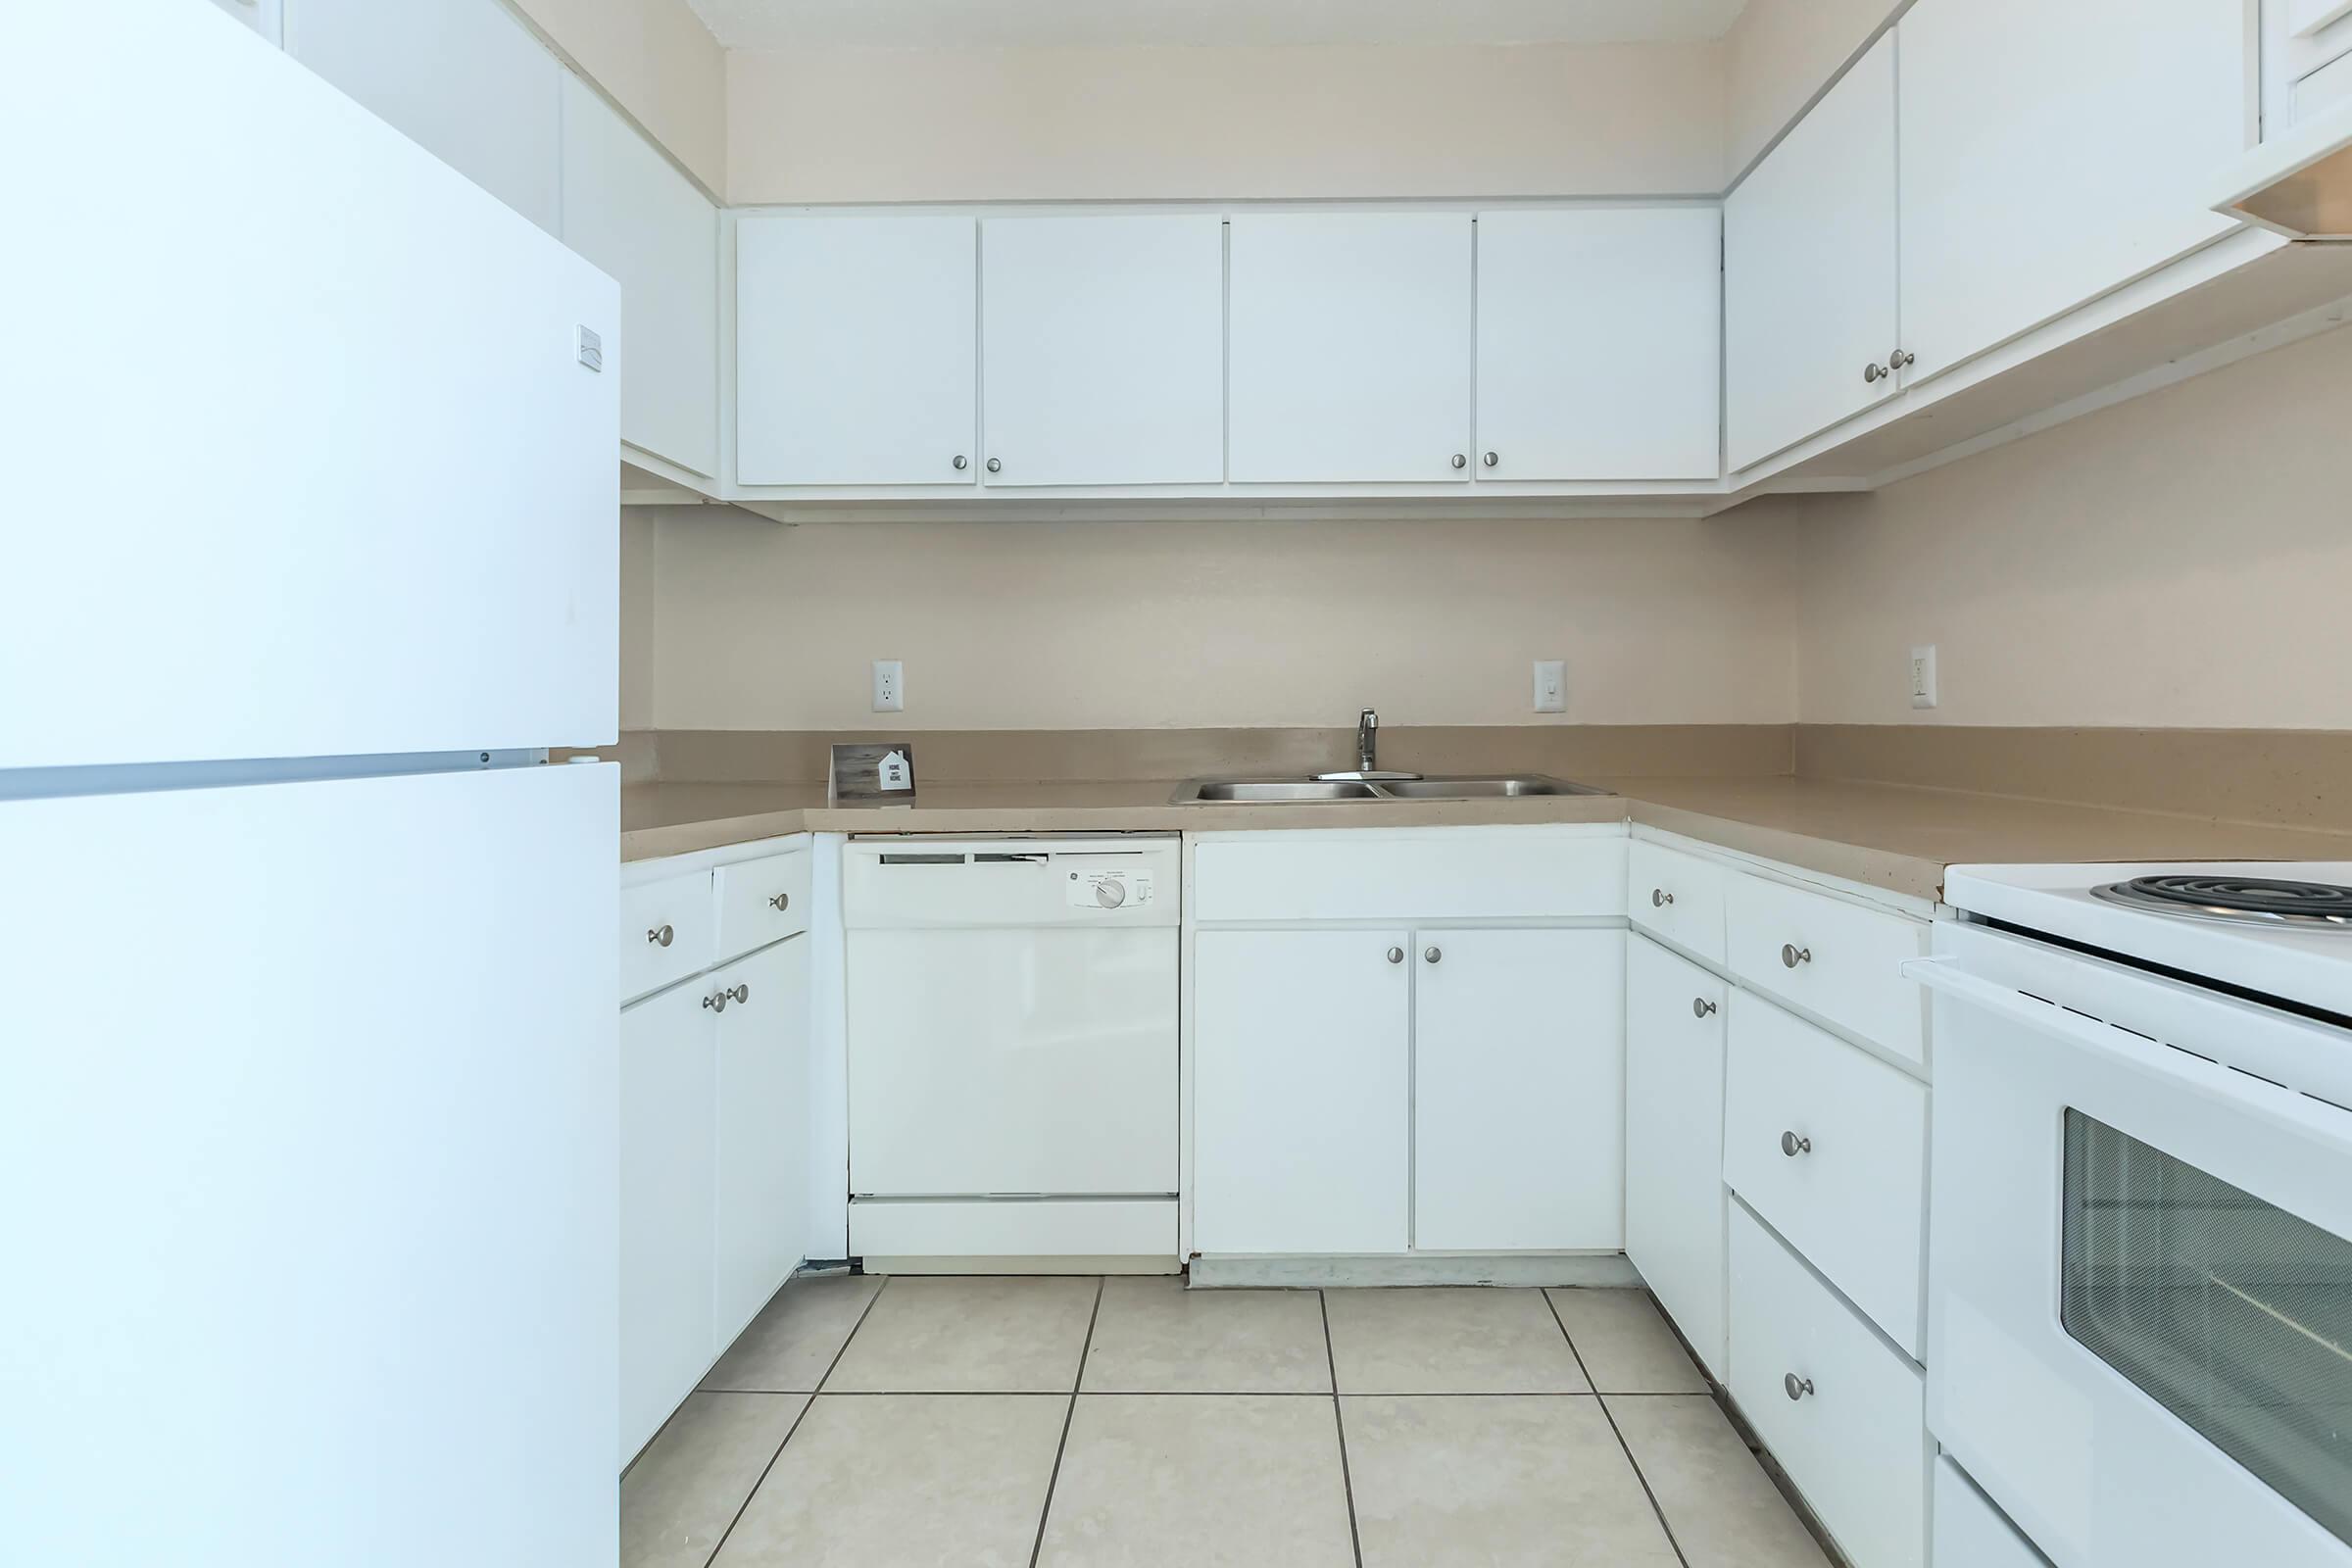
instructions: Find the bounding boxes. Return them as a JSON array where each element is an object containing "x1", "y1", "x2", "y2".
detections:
[{"x1": 1173, "y1": 775, "x2": 1611, "y2": 804}]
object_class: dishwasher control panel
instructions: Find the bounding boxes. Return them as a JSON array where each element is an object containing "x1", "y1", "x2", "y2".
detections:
[{"x1": 1067, "y1": 867, "x2": 1155, "y2": 909}]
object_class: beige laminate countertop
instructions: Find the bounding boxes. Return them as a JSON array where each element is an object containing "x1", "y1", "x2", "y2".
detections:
[{"x1": 618, "y1": 775, "x2": 2352, "y2": 903}]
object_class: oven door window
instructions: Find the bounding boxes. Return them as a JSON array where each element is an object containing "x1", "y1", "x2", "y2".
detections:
[{"x1": 2063, "y1": 1109, "x2": 2352, "y2": 1544}]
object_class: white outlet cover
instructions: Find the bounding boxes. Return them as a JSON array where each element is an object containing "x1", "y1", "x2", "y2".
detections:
[
  {"x1": 872, "y1": 659, "x2": 905, "y2": 712},
  {"x1": 1909, "y1": 645, "x2": 1938, "y2": 710},
  {"x1": 1533, "y1": 660, "x2": 1567, "y2": 714}
]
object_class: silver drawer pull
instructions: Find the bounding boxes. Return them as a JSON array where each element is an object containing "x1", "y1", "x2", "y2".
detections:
[
  {"x1": 1781, "y1": 1131, "x2": 1812, "y2": 1157},
  {"x1": 1785, "y1": 1373, "x2": 1814, "y2": 1401},
  {"x1": 1781, "y1": 943, "x2": 1811, "y2": 968},
  {"x1": 703, "y1": 983, "x2": 750, "y2": 1013},
  {"x1": 1424, "y1": 946, "x2": 1443, "y2": 964},
  {"x1": 768, "y1": 892, "x2": 791, "y2": 911},
  {"x1": 1651, "y1": 888, "x2": 1673, "y2": 907},
  {"x1": 647, "y1": 924, "x2": 673, "y2": 948},
  {"x1": 1386, "y1": 947, "x2": 1405, "y2": 964},
  {"x1": 1692, "y1": 997, "x2": 1717, "y2": 1018}
]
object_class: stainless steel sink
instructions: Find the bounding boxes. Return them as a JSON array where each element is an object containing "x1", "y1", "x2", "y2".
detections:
[
  {"x1": 1173, "y1": 774, "x2": 1610, "y2": 804},
  {"x1": 1186, "y1": 780, "x2": 1387, "y2": 802}
]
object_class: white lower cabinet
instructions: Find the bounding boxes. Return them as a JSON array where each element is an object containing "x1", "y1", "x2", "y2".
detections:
[
  {"x1": 1934, "y1": 1456, "x2": 2050, "y2": 1568},
  {"x1": 618, "y1": 978, "x2": 716, "y2": 1463},
  {"x1": 1414, "y1": 928, "x2": 1625, "y2": 1251},
  {"x1": 1625, "y1": 935, "x2": 1728, "y2": 1378},
  {"x1": 1193, "y1": 928, "x2": 1412, "y2": 1255},
  {"x1": 617, "y1": 843, "x2": 812, "y2": 1466},
  {"x1": 1730, "y1": 1201, "x2": 1927, "y2": 1568},
  {"x1": 711, "y1": 938, "x2": 811, "y2": 1343}
]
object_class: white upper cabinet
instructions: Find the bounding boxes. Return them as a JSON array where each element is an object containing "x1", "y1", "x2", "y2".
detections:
[
  {"x1": 561, "y1": 74, "x2": 718, "y2": 480},
  {"x1": 1228, "y1": 213, "x2": 1474, "y2": 482},
  {"x1": 284, "y1": 0, "x2": 562, "y2": 234},
  {"x1": 736, "y1": 215, "x2": 978, "y2": 486},
  {"x1": 1725, "y1": 32, "x2": 1898, "y2": 473},
  {"x1": 1897, "y1": 0, "x2": 2248, "y2": 386},
  {"x1": 1475, "y1": 209, "x2": 1721, "y2": 481},
  {"x1": 980, "y1": 216, "x2": 1226, "y2": 486}
]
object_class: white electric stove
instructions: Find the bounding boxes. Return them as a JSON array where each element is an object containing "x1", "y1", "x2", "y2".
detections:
[{"x1": 1916, "y1": 862, "x2": 2352, "y2": 1568}]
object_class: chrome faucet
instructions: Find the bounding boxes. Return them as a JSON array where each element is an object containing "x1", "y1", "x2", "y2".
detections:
[{"x1": 1314, "y1": 710, "x2": 1419, "y2": 782}]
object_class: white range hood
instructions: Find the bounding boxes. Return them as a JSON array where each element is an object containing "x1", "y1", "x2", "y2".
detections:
[{"x1": 2215, "y1": 93, "x2": 2352, "y2": 239}]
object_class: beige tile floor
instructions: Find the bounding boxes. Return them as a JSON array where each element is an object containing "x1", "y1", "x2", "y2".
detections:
[{"x1": 621, "y1": 1274, "x2": 1834, "y2": 1568}]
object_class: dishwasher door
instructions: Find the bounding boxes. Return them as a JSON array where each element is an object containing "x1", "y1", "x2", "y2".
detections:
[{"x1": 845, "y1": 838, "x2": 1180, "y2": 1199}]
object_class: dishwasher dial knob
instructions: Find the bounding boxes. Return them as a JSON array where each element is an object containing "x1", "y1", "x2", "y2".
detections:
[{"x1": 1095, "y1": 879, "x2": 1127, "y2": 908}]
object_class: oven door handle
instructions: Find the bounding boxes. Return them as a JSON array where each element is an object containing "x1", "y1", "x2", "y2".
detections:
[{"x1": 1905, "y1": 957, "x2": 2352, "y2": 1152}]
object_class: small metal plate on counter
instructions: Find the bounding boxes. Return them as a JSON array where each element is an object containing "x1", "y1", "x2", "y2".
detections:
[{"x1": 830, "y1": 742, "x2": 917, "y2": 807}]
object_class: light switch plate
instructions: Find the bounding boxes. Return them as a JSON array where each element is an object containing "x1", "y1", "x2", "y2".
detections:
[
  {"x1": 872, "y1": 659, "x2": 904, "y2": 712},
  {"x1": 1909, "y1": 645, "x2": 1938, "y2": 710},
  {"x1": 1533, "y1": 660, "x2": 1567, "y2": 713}
]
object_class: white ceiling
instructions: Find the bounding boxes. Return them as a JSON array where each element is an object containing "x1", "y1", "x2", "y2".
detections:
[{"x1": 686, "y1": 0, "x2": 1752, "y2": 52}]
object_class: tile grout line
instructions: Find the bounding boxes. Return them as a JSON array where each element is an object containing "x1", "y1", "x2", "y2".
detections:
[
  {"x1": 1541, "y1": 1291, "x2": 1692, "y2": 1568},
  {"x1": 699, "y1": 1274, "x2": 892, "y2": 1568},
  {"x1": 1320, "y1": 1290, "x2": 1366, "y2": 1568},
  {"x1": 1026, "y1": 1276, "x2": 1106, "y2": 1568}
]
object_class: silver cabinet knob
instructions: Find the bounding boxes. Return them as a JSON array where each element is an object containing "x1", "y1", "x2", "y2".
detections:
[
  {"x1": 1449, "y1": 453, "x2": 1468, "y2": 469},
  {"x1": 1483, "y1": 451, "x2": 1498, "y2": 468},
  {"x1": 703, "y1": 982, "x2": 750, "y2": 1013},
  {"x1": 1781, "y1": 943, "x2": 1811, "y2": 968},
  {"x1": 768, "y1": 892, "x2": 791, "y2": 911},
  {"x1": 953, "y1": 455, "x2": 968, "y2": 470},
  {"x1": 647, "y1": 924, "x2": 673, "y2": 948},
  {"x1": 1890, "y1": 348, "x2": 1915, "y2": 369},
  {"x1": 985, "y1": 457, "x2": 1002, "y2": 473},
  {"x1": 1785, "y1": 1373, "x2": 1814, "y2": 1401},
  {"x1": 1387, "y1": 946, "x2": 1405, "y2": 964},
  {"x1": 1424, "y1": 946, "x2": 1443, "y2": 964},
  {"x1": 1650, "y1": 888, "x2": 1673, "y2": 907},
  {"x1": 1781, "y1": 1130, "x2": 1812, "y2": 1157},
  {"x1": 1693, "y1": 997, "x2": 1717, "y2": 1019},
  {"x1": 1863, "y1": 363, "x2": 1888, "y2": 384}
]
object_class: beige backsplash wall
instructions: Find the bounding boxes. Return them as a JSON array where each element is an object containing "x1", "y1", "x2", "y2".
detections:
[
  {"x1": 1792, "y1": 322, "x2": 2352, "y2": 730},
  {"x1": 637, "y1": 515, "x2": 1803, "y2": 732}
]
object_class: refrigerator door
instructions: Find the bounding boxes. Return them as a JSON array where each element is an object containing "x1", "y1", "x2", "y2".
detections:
[
  {"x1": 0, "y1": 763, "x2": 618, "y2": 1567},
  {"x1": 1, "y1": 0, "x2": 618, "y2": 770}
]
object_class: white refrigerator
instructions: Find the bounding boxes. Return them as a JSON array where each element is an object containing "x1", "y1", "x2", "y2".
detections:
[{"x1": 1, "y1": 3, "x2": 622, "y2": 1563}]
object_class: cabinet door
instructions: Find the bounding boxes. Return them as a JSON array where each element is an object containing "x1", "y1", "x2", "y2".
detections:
[
  {"x1": 981, "y1": 215, "x2": 1225, "y2": 485},
  {"x1": 284, "y1": 0, "x2": 562, "y2": 233},
  {"x1": 619, "y1": 979, "x2": 716, "y2": 1463},
  {"x1": 1414, "y1": 928, "x2": 1626, "y2": 1252},
  {"x1": 711, "y1": 937, "x2": 811, "y2": 1344},
  {"x1": 1897, "y1": 0, "x2": 2244, "y2": 385},
  {"x1": 561, "y1": 74, "x2": 718, "y2": 479},
  {"x1": 1228, "y1": 213, "x2": 1473, "y2": 482},
  {"x1": 1625, "y1": 936, "x2": 1729, "y2": 1378},
  {"x1": 1724, "y1": 32, "x2": 1898, "y2": 472},
  {"x1": 736, "y1": 214, "x2": 977, "y2": 486},
  {"x1": 1194, "y1": 930, "x2": 1411, "y2": 1254},
  {"x1": 1475, "y1": 209, "x2": 1721, "y2": 480}
]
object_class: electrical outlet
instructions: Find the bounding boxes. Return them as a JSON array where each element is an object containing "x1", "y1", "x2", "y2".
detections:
[
  {"x1": 1909, "y1": 645, "x2": 1938, "y2": 710},
  {"x1": 872, "y1": 659, "x2": 904, "y2": 712},
  {"x1": 1533, "y1": 660, "x2": 1567, "y2": 714}
]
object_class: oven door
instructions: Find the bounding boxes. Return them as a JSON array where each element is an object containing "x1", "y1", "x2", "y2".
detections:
[{"x1": 1916, "y1": 929, "x2": 2352, "y2": 1568}]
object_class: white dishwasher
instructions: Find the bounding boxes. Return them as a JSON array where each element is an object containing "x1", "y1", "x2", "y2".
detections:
[{"x1": 844, "y1": 835, "x2": 1180, "y2": 1266}]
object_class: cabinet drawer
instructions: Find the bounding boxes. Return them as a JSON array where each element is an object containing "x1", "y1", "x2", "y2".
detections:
[
  {"x1": 1725, "y1": 994, "x2": 1927, "y2": 1356},
  {"x1": 1628, "y1": 839, "x2": 1725, "y2": 962},
  {"x1": 1934, "y1": 1457, "x2": 2049, "y2": 1568},
  {"x1": 1724, "y1": 872, "x2": 1927, "y2": 1067},
  {"x1": 1729, "y1": 1203, "x2": 1927, "y2": 1568},
  {"x1": 620, "y1": 869, "x2": 712, "y2": 1004},
  {"x1": 1191, "y1": 831, "x2": 1623, "y2": 923},
  {"x1": 713, "y1": 847, "x2": 810, "y2": 961}
]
